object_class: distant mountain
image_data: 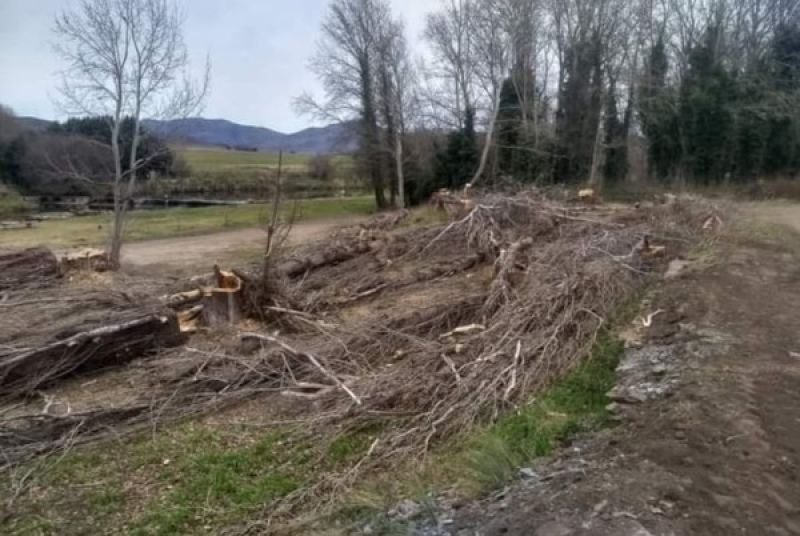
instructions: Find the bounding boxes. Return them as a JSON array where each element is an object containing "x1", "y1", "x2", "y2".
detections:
[
  {"x1": 18, "y1": 116, "x2": 54, "y2": 132},
  {"x1": 15, "y1": 115, "x2": 358, "y2": 154},
  {"x1": 143, "y1": 118, "x2": 358, "y2": 154}
]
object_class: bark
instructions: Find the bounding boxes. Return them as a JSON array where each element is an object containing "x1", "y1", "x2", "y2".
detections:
[
  {"x1": 278, "y1": 242, "x2": 372, "y2": 280},
  {"x1": 0, "y1": 313, "x2": 183, "y2": 397}
]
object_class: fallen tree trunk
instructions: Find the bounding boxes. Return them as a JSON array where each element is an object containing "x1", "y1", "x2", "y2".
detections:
[
  {"x1": 0, "y1": 405, "x2": 151, "y2": 467},
  {"x1": 0, "y1": 248, "x2": 60, "y2": 290},
  {"x1": 0, "y1": 313, "x2": 184, "y2": 398},
  {"x1": 277, "y1": 242, "x2": 371, "y2": 279}
]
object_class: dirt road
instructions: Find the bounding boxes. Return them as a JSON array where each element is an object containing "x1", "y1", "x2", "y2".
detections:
[
  {"x1": 120, "y1": 215, "x2": 366, "y2": 268},
  {"x1": 748, "y1": 201, "x2": 800, "y2": 233}
]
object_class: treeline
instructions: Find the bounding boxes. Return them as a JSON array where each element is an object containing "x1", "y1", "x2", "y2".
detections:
[
  {"x1": 302, "y1": 0, "x2": 800, "y2": 208},
  {"x1": 0, "y1": 107, "x2": 187, "y2": 196}
]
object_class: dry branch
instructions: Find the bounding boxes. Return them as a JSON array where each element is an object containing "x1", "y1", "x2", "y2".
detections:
[{"x1": 0, "y1": 249, "x2": 60, "y2": 291}]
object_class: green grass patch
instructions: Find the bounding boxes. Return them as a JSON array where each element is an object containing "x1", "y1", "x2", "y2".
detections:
[
  {"x1": 459, "y1": 331, "x2": 624, "y2": 493},
  {"x1": 179, "y1": 146, "x2": 354, "y2": 172},
  {"x1": 335, "y1": 326, "x2": 630, "y2": 530},
  {"x1": 132, "y1": 429, "x2": 308, "y2": 535},
  {"x1": 2, "y1": 424, "x2": 319, "y2": 536},
  {"x1": 0, "y1": 196, "x2": 374, "y2": 250}
]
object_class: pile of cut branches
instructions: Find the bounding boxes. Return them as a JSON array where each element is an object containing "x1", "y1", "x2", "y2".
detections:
[{"x1": 0, "y1": 191, "x2": 725, "y2": 520}]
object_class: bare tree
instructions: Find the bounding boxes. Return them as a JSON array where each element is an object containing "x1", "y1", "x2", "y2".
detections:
[
  {"x1": 296, "y1": 0, "x2": 398, "y2": 209},
  {"x1": 424, "y1": 0, "x2": 479, "y2": 128},
  {"x1": 53, "y1": 0, "x2": 209, "y2": 267}
]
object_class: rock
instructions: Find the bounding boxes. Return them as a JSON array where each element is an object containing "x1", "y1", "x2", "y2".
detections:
[
  {"x1": 593, "y1": 499, "x2": 609, "y2": 515},
  {"x1": 665, "y1": 259, "x2": 691, "y2": 280},
  {"x1": 396, "y1": 499, "x2": 422, "y2": 520},
  {"x1": 607, "y1": 387, "x2": 648, "y2": 404},
  {"x1": 652, "y1": 365, "x2": 668, "y2": 376},
  {"x1": 535, "y1": 521, "x2": 573, "y2": 536},
  {"x1": 519, "y1": 467, "x2": 538, "y2": 479},
  {"x1": 608, "y1": 519, "x2": 655, "y2": 536}
]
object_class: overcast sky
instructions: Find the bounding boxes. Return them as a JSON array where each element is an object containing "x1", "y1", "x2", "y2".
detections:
[{"x1": 0, "y1": 0, "x2": 432, "y2": 133}]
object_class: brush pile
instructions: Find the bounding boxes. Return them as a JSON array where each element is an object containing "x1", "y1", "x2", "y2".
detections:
[
  {"x1": 277, "y1": 192, "x2": 714, "y2": 456},
  {"x1": 0, "y1": 191, "x2": 723, "y2": 480}
]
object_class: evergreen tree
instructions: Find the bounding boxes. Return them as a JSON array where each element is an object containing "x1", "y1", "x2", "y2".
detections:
[
  {"x1": 603, "y1": 77, "x2": 628, "y2": 183},
  {"x1": 433, "y1": 107, "x2": 478, "y2": 191},
  {"x1": 679, "y1": 25, "x2": 737, "y2": 182},
  {"x1": 639, "y1": 35, "x2": 682, "y2": 180},
  {"x1": 50, "y1": 116, "x2": 174, "y2": 178}
]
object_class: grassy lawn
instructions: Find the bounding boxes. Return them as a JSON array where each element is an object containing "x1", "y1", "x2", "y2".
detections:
[
  {"x1": 0, "y1": 196, "x2": 374, "y2": 250},
  {"x1": 180, "y1": 146, "x2": 352, "y2": 172}
]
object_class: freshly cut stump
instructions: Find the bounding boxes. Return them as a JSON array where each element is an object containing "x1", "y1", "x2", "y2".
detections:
[{"x1": 202, "y1": 265, "x2": 244, "y2": 326}]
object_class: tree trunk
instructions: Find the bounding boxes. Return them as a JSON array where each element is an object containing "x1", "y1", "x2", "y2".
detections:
[
  {"x1": 201, "y1": 266, "x2": 244, "y2": 326},
  {"x1": 396, "y1": 130, "x2": 405, "y2": 209},
  {"x1": 471, "y1": 88, "x2": 502, "y2": 186}
]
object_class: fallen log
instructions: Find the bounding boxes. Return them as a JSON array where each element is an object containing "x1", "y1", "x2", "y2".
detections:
[
  {"x1": 0, "y1": 248, "x2": 60, "y2": 290},
  {"x1": 0, "y1": 405, "x2": 151, "y2": 467},
  {"x1": 0, "y1": 313, "x2": 184, "y2": 398},
  {"x1": 277, "y1": 242, "x2": 371, "y2": 279}
]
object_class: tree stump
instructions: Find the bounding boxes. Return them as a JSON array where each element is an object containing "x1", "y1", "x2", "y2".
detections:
[{"x1": 202, "y1": 265, "x2": 244, "y2": 326}]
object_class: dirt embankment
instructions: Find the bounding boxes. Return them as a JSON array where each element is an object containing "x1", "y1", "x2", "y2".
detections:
[{"x1": 416, "y1": 208, "x2": 800, "y2": 536}]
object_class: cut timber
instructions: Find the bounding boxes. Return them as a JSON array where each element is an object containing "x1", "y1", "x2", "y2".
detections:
[
  {"x1": 0, "y1": 313, "x2": 183, "y2": 397},
  {"x1": 202, "y1": 265, "x2": 244, "y2": 326},
  {"x1": 578, "y1": 189, "x2": 598, "y2": 204},
  {"x1": 0, "y1": 248, "x2": 60, "y2": 290},
  {"x1": 164, "y1": 289, "x2": 204, "y2": 310}
]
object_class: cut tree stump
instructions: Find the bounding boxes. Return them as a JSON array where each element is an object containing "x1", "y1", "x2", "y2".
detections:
[
  {"x1": 0, "y1": 312, "x2": 184, "y2": 397},
  {"x1": 202, "y1": 265, "x2": 245, "y2": 326},
  {"x1": 60, "y1": 248, "x2": 112, "y2": 273},
  {"x1": 0, "y1": 248, "x2": 60, "y2": 290}
]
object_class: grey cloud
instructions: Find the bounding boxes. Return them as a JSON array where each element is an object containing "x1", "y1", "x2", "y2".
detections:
[{"x1": 0, "y1": 0, "x2": 433, "y2": 132}]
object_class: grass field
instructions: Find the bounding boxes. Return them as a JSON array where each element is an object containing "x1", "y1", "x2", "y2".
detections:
[
  {"x1": 179, "y1": 146, "x2": 352, "y2": 172},
  {"x1": 0, "y1": 197, "x2": 374, "y2": 250}
]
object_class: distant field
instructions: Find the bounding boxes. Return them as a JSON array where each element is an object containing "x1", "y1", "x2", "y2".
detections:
[
  {"x1": 179, "y1": 146, "x2": 352, "y2": 172},
  {"x1": 0, "y1": 196, "x2": 374, "y2": 250}
]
